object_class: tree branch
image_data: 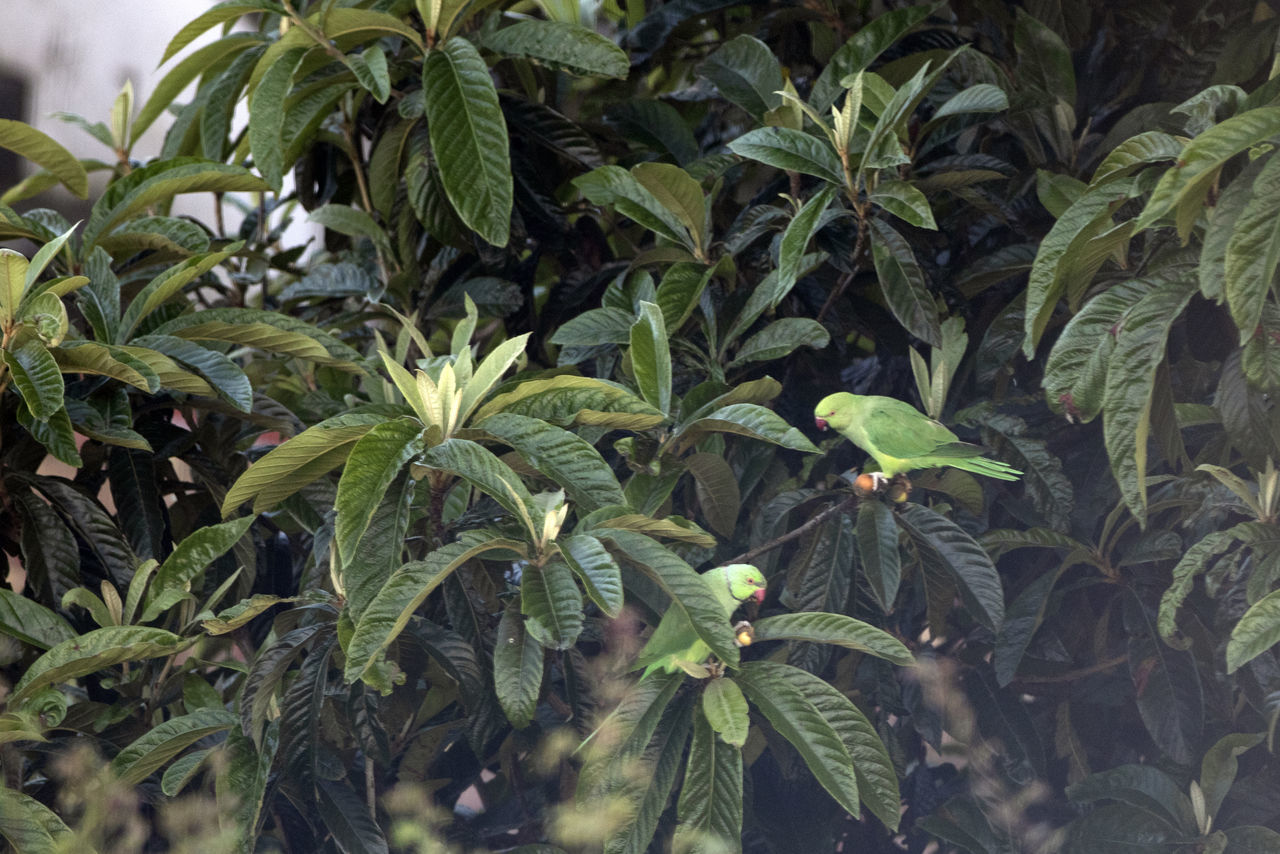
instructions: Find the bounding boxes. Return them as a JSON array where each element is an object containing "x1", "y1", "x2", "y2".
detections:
[{"x1": 726, "y1": 494, "x2": 859, "y2": 565}]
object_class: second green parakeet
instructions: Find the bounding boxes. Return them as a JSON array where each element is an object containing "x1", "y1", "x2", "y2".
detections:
[
  {"x1": 633, "y1": 563, "x2": 766, "y2": 678},
  {"x1": 814, "y1": 392, "x2": 1020, "y2": 482}
]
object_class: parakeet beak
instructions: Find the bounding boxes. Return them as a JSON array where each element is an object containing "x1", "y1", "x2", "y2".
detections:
[
  {"x1": 815, "y1": 417, "x2": 827, "y2": 430},
  {"x1": 752, "y1": 587, "x2": 766, "y2": 604}
]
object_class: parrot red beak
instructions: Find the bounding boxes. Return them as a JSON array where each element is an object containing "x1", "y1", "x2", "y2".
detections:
[
  {"x1": 815, "y1": 417, "x2": 827, "y2": 431},
  {"x1": 752, "y1": 587, "x2": 766, "y2": 604}
]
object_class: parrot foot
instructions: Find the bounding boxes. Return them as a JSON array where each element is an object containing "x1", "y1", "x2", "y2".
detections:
[
  {"x1": 733, "y1": 621, "x2": 755, "y2": 648},
  {"x1": 887, "y1": 473, "x2": 912, "y2": 503}
]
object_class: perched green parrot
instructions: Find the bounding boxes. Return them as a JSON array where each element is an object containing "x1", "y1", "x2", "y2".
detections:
[
  {"x1": 633, "y1": 564, "x2": 766, "y2": 678},
  {"x1": 814, "y1": 392, "x2": 1021, "y2": 484}
]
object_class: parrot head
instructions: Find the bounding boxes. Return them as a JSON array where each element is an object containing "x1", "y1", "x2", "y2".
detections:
[
  {"x1": 814, "y1": 392, "x2": 855, "y2": 432},
  {"x1": 722, "y1": 563, "x2": 767, "y2": 604}
]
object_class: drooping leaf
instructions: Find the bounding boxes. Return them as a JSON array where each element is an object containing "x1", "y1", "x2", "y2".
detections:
[
  {"x1": 752, "y1": 612, "x2": 913, "y2": 666},
  {"x1": 701, "y1": 677, "x2": 749, "y2": 748},
  {"x1": 1227, "y1": 588, "x2": 1280, "y2": 673},
  {"x1": 698, "y1": 35, "x2": 783, "y2": 121},
  {"x1": 674, "y1": 704, "x2": 743, "y2": 850},
  {"x1": 0, "y1": 119, "x2": 88, "y2": 198},
  {"x1": 678, "y1": 403, "x2": 819, "y2": 453},
  {"x1": 1224, "y1": 153, "x2": 1280, "y2": 341},
  {"x1": 142, "y1": 516, "x2": 256, "y2": 622},
  {"x1": 111, "y1": 708, "x2": 237, "y2": 785},
  {"x1": 334, "y1": 418, "x2": 425, "y2": 567},
  {"x1": 521, "y1": 557, "x2": 584, "y2": 650},
  {"x1": 0, "y1": 589, "x2": 75, "y2": 650},
  {"x1": 495, "y1": 606, "x2": 543, "y2": 728},
  {"x1": 484, "y1": 20, "x2": 628, "y2": 79},
  {"x1": 424, "y1": 438, "x2": 539, "y2": 537},
  {"x1": 10, "y1": 627, "x2": 193, "y2": 706},
  {"x1": 316, "y1": 778, "x2": 390, "y2": 854},
  {"x1": 869, "y1": 218, "x2": 941, "y2": 346},
  {"x1": 856, "y1": 499, "x2": 902, "y2": 612},
  {"x1": 4, "y1": 339, "x2": 64, "y2": 420},
  {"x1": 896, "y1": 503, "x2": 1004, "y2": 631},
  {"x1": 727, "y1": 127, "x2": 844, "y2": 185},
  {"x1": 559, "y1": 534, "x2": 624, "y2": 617}
]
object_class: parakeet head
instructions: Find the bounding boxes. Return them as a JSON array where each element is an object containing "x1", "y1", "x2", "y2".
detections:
[
  {"x1": 814, "y1": 392, "x2": 855, "y2": 432},
  {"x1": 722, "y1": 564, "x2": 767, "y2": 604}
]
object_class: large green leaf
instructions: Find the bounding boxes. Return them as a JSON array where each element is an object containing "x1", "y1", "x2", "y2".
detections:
[
  {"x1": 809, "y1": 3, "x2": 942, "y2": 112},
  {"x1": 0, "y1": 247, "x2": 27, "y2": 327},
  {"x1": 0, "y1": 589, "x2": 75, "y2": 650},
  {"x1": 10, "y1": 626, "x2": 193, "y2": 706},
  {"x1": 0, "y1": 119, "x2": 88, "y2": 198},
  {"x1": 1092, "y1": 131, "x2": 1184, "y2": 184},
  {"x1": 558, "y1": 534, "x2": 624, "y2": 617},
  {"x1": 494, "y1": 606, "x2": 543, "y2": 728},
  {"x1": 483, "y1": 20, "x2": 628, "y2": 78},
  {"x1": 735, "y1": 661, "x2": 862, "y2": 818},
  {"x1": 159, "y1": 1, "x2": 281, "y2": 65},
  {"x1": 424, "y1": 37, "x2": 512, "y2": 247},
  {"x1": 142, "y1": 516, "x2": 255, "y2": 622},
  {"x1": 678, "y1": 403, "x2": 819, "y2": 453},
  {"x1": 727, "y1": 127, "x2": 844, "y2": 185},
  {"x1": 111, "y1": 708, "x2": 237, "y2": 785},
  {"x1": 129, "y1": 334, "x2": 252, "y2": 412},
  {"x1": 896, "y1": 503, "x2": 1004, "y2": 631},
  {"x1": 248, "y1": 45, "x2": 307, "y2": 191},
  {"x1": 152, "y1": 307, "x2": 364, "y2": 369},
  {"x1": 424, "y1": 438, "x2": 539, "y2": 537},
  {"x1": 869, "y1": 218, "x2": 941, "y2": 346},
  {"x1": 50, "y1": 341, "x2": 159, "y2": 392},
  {"x1": 601, "y1": 695, "x2": 693, "y2": 854},
  {"x1": 629, "y1": 301, "x2": 672, "y2": 415},
  {"x1": 1067, "y1": 765, "x2": 1197, "y2": 833},
  {"x1": 120, "y1": 243, "x2": 242, "y2": 338},
  {"x1": 730, "y1": 317, "x2": 830, "y2": 369},
  {"x1": 674, "y1": 705, "x2": 743, "y2": 850},
  {"x1": 1227, "y1": 588, "x2": 1280, "y2": 672},
  {"x1": 700, "y1": 676, "x2": 749, "y2": 748},
  {"x1": 4, "y1": 339, "x2": 63, "y2": 420},
  {"x1": 472, "y1": 375, "x2": 666, "y2": 430},
  {"x1": 752, "y1": 612, "x2": 913, "y2": 666},
  {"x1": 856, "y1": 500, "x2": 901, "y2": 612},
  {"x1": 216, "y1": 727, "x2": 276, "y2": 854},
  {"x1": 632, "y1": 163, "x2": 707, "y2": 257},
  {"x1": 684, "y1": 452, "x2": 741, "y2": 538},
  {"x1": 0, "y1": 787, "x2": 80, "y2": 853},
  {"x1": 599, "y1": 529, "x2": 739, "y2": 668},
  {"x1": 480, "y1": 413, "x2": 624, "y2": 511},
  {"x1": 1224, "y1": 153, "x2": 1280, "y2": 340},
  {"x1": 573, "y1": 165, "x2": 697, "y2": 252},
  {"x1": 334, "y1": 418, "x2": 425, "y2": 567},
  {"x1": 698, "y1": 35, "x2": 783, "y2": 121},
  {"x1": 308, "y1": 204, "x2": 393, "y2": 262},
  {"x1": 722, "y1": 253, "x2": 825, "y2": 346},
  {"x1": 1136, "y1": 107, "x2": 1280, "y2": 235},
  {"x1": 521, "y1": 557, "x2": 584, "y2": 650},
  {"x1": 777, "y1": 185, "x2": 837, "y2": 299},
  {"x1": 345, "y1": 534, "x2": 524, "y2": 684},
  {"x1": 655, "y1": 262, "x2": 713, "y2": 333}
]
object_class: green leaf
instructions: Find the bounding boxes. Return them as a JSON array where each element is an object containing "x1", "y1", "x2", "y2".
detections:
[
  {"x1": 334, "y1": 418, "x2": 425, "y2": 567},
  {"x1": 345, "y1": 535, "x2": 524, "y2": 684},
  {"x1": 752, "y1": 612, "x2": 913, "y2": 666},
  {"x1": 424, "y1": 438, "x2": 538, "y2": 537},
  {"x1": 121, "y1": 243, "x2": 242, "y2": 338},
  {"x1": 573, "y1": 165, "x2": 697, "y2": 252},
  {"x1": 249, "y1": 46, "x2": 307, "y2": 192},
  {"x1": 129, "y1": 334, "x2": 253, "y2": 412},
  {"x1": 1066, "y1": 803, "x2": 1181, "y2": 851},
  {"x1": 632, "y1": 163, "x2": 707, "y2": 257},
  {"x1": 1136, "y1": 107, "x2": 1280, "y2": 235},
  {"x1": 472, "y1": 375, "x2": 666, "y2": 431},
  {"x1": 161, "y1": 748, "x2": 212, "y2": 797},
  {"x1": 83, "y1": 158, "x2": 269, "y2": 249},
  {"x1": 722, "y1": 253, "x2": 825, "y2": 346},
  {"x1": 778, "y1": 185, "x2": 837, "y2": 297},
  {"x1": 1092, "y1": 131, "x2": 1184, "y2": 185},
  {"x1": 729, "y1": 317, "x2": 829, "y2": 368},
  {"x1": 601, "y1": 696, "x2": 693, "y2": 854},
  {"x1": 456, "y1": 332, "x2": 531, "y2": 426},
  {"x1": 159, "y1": 1, "x2": 282, "y2": 65},
  {"x1": 655, "y1": 263, "x2": 713, "y2": 333},
  {"x1": 1228, "y1": 588, "x2": 1280, "y2": 672},
  {"x1": 424, "y1": 37, "x2": 512, "y2": 247},
  {"x1": 1102, "y1": 271, "x2": 1198, "y2": 523},
  {"x1": 309, "y1": 204, "x2": 394, "y2": 261},
  {"x1": 142, "y1": 516, "x2": 255, "y2": 622},
  {"x1": 152, "y1": 306, "x2": 364, "y2": 369},
  {"x1": 1224, "y1": 153, "x2": 1280, "y2": 340},
  {"x1": 550, "y1": 307, "x2": 636, "y2": 348},
  {"x1": 701, "y1": 676, "x2": 749, "y2": 747},
  {"x1": 483, "y1": 20, "x2": 628, "y2": 78},
  {"x1": 735, "y1": 661, "x2": 861, "y2": 818},
  {"x1": 0, "y1": 589, "x2": 75, "y2": 650},
  {"x1": 316, "y1": 778, "x2": 390, "y2": 854},
  {"x1": 674, "y1": 705, "x2": 743, "y2": 851},
  {"x1": 0, "y1": 119, "x2": 88, "y2": 198},
  {"x1": 993, "y1": 563, "x2": 1069, "y2": 685},
  {"x1": 10, "y1": 626, "x2": 193, "y2": 706},
  {"x1": 600, "y1": 529, "x2": 739, "y2": 668},
  {"x1": 111, "y1": 708, "x2": 237, "y2": 785},
  {"x1": 481, "y1": 413, "x2": 624, "y2": 512},
  {"x1": 1201, "y1": 733, "x2": 1264, "y2": 821},
  {"x1": 1014, "y1": 8, "x2": 1076, "y2": 106},
  {"x1": 0, "y1": 787, "x2": 80, "y2": 853},
  {"x1": 21, "y1": 222, "x2": 77, "y2": 294},
  {"x1": 4, "y1": 339, "x2": 64, "y2": 420},
  {"x1": 684, "y1": 452, "x2": 741, "y2": 538},
  {"x1": 869, "y1": 218, "x2": 941, "y2": 346},
  {"x1": 870, "y1": 180, "x2": 936, "y2": 229},
  {"x1": 698, "y1": 35, "x2": 783, "y2": 121},
  {"x1": 558, "y1": 534, "x2": 624, "y2": 617},
  {"x1": 202, "y1": 594, "x2": 299, "y2": 635},
  {"x1": 679, "y1": 403, "x2": 819, "y2": 453},
  {"x1": 521, "y1": 558, "x2": 584, "y2": 650},
  {"x1": 216, "y1": 727, "x2": 276, "y2": 854},
  {"x1": 1067, "y1": 764, "x2": 1197, "y2": 833},
  {"x1": 0, "y1": 248, "x2": 27, "y2": 326},
  {"x1": 629, "y1": 301, "x2": 672, "y2": 415},
  {"x1": 50, "y1": 341, "x2": 159, "y2": 392},
  {"x1": 896, "y1": 503, "x2": 1004, "y2": 631},
  {"x1": 349, "y1": 45, "x2": 391, "y2": 103},
  {"x1": 932, "y1": 83, "x2": 1009, "y2": 121},
  {"x1": 727, "y1": 127, "x2": 844, "y2": 185},
  {"x1": 809, "y1": 3, "x2": 942, "y2": 112},
  {"x1": 495, "y1": 606, "x2": 543, "y2": 728},
  {"x1": 856, "y1": 499, "x2": 901, "y2": 612}
]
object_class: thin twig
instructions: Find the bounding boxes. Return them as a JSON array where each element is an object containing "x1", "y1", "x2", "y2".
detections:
[
  {"x1": 816, "y1": 211, "x2": 867, "y2": 323},
  {"x1": 726, "y1": 495, "x2": 858, "y2": 565},
  {"x1": 1015, "y1": 655, "x2": 1128, "y2": 684}
]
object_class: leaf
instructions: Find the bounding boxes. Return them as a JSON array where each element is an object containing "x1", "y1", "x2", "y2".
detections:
[
  {"x1": 1092, "y1": 131, "x2": 1184, "y2": 184},
  {"x1": 345, "y1": 535, "x2": 524, "y2": 684},
  {"x1": 1066, "y1": 803, "x2": 1181, "y2": 851},
  {"x1": 50, "y1": 341, "x2": 159, "y2": 392},
  {"x1": 334, "y1": 418, "x2": 425, "y2": 567},
  {"x1": 481, "y1": 413, "x2": 625, "y2": 512},
  {"x1": 107, "y1": 447, "x2": 166, "y2": 561},
  {"x1": 111, "y1": 708, "x2": 237, "y2": 785},
  {"x1": 600, "y1": 529, "x2": 739, "y2": 668},
  {"x1": 0, "y1": 589, "x2": 75, "y2": 650},
  {"x1": 0, "y1": 248, "x2": 27, "y2": 326},
  {"x1": 0, "y1": 787, "x2": 80, "y2": 853},
  {"x1": 678, "y1": 403, "x2": 819, "y2": 453},
  {"x1": 778, "y1": 185, "x2": 837, "y2": 297},
  {"x1": 424, "y1": 438, "x2": 539, "y2": 537},
  {"x1": 869, "y1": 218, "x2": 941, "y2": 346},
  {"x1": 684, "y1": 452, "x2": 742, "y2": 538},
  {"x1": 216, "y1": 727, "x2": 276, "y2": 854},
  {"x1": 601, "y1": 696, "x2": 694, "y2": 854},
  {"x1": 856, "y1": 500, "x2": 901, "y2": 612},
  {"x1": 809, "y1": 3, "x2": 943, "y2": 112},
  {"x1": 472, "y1": 375, "x2": 666, "y2": 431},
  {"x1": 727, "y1": 127, "x2": 844, "y2": 185},
  {"x1": 521, "y1": 558, "x2": 584, "y2": 650},
  {"x1": 722, "y1": 253, "x2": 825, "y2": 345},
  {"x1": 161, "y1": 748, "x2": 212, "y2": 797},
  {"x1": 159, "y1": 1, "x2": 282, "y2": 65},
  {"x1": 632, "y1": 163, "x2": 707, "y2": 257},
  {"x1": 994, "y1": 564, "x2": 1069, "y2": 686},
  {"x1": 729, "y1": 318, "x2": 829, "y2": 368},
  {"x1": 1128, "y1": 599, "x2": 1203, "y2": 765},
  {"x1": 573, "y1": 165, "x2": 696, "y2": 251},
  {"x1": 558, "y1": 534, "x2": 624, "y2": 617},
  {"x1": 701, "y1": 677, "x2": 749, "y2": 748},
  {"x1": 607, "y1": 99, "x2": 699, "y2": 165},
  {"x1": 0, "y1": 119, "x2": 88, "y2": 198},
  {"x1": 483, "y1": 20, "x2": 628, "y2": 78},
  {"x1": 871, "y1": 180, "x2": 937, "y2": 229},
  {"x1": 349, "y1": 45, "x2": 391, "y2": 103},
  {"x1": 752, "y1": 612, "x2": 913, "y2": 666},
  {"x1": 4, "y1": 339, "x2": 63, "y2": 420},
  {"x1": 698, "y1": 35, "x2": 783, "y2": 121},
  {"x1": 674, "y1": 705, "x2": 743, "y2": 851},
  {"x1": 142, "y1": 516, "x2": 256, "y2": 622},
  {"x1": 1228, "y1": 588, "x2": 1280, "y2": 672},
  {"x1": 1014, "y1": 8, "x2": 1076, "y2": 106},
  {"x1": 308, "y1": 204, "x2": 394, "y2": 261},
  {"x1": 495, "y1": 606, "x2": 543, "y2": 728},
  {"x1": 10, "y1": 626, "x2": 193, "y2": 706},
  {"x1": 1201, "y1": 733, "x2": 1264, "y2": 820},
  {"x1": 317, "y1": 778, "x2": 390, "y2": 854},
  {"x1": 629, "y1": 301, "x2": 672, "y2": 415},
  {"x1": 550, "y1": 307, "x2": 636, "y2": 348},
  {"x1": 655, "y1": 263, "x2": 714, "y2": 333},
  {"x1": 202, "y1": 594, "x2": 298, "y2": 635},
  {"x1": 896, "y1": 503, "x2": 1004, "y2": 631},
  {"x1": 1136, "y1": 107, "x2": 1280, "y2": 235},
  {"x1": 83, "y1": 158, "x2": 268, "y2": 249},
  {"x1": 152, "y1": 306, "x2": 364, "y2": 369},
  {"x1": 735, "y1": 661, "x2": 862, "y2": 818},
  {"x1": 424, "y1": 37, "x2": 512, "y2": 247},
  {"x1": 1102, "y1": 272, "x2": 1198, "y2": 523},
  {"x1": 932, "y1": 83, "x2": 1009, "y2": 121},
  {"x1": 1224, "y1": 153, "x2": 1280, "y2": 340},
  {"x1": 129, "y1": 335, "x2": 252, "y2": 412}
]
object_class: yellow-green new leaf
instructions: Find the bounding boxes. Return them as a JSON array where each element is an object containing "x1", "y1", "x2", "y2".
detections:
[{"x1": 0, "y1": 119, "x2": 88, "y2": 198}]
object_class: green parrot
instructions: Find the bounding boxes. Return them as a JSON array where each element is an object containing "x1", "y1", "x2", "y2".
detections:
[
  {"x1": 814, "y1": 392, "x2": 1021, "y2": 484},
  {"x1": 633, "y1": 564, "x2": 766, "y2": 678}
]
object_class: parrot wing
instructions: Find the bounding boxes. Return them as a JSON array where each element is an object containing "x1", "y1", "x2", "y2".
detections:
[
  {"x1": 860, "y1": 399, "x2": 961, "y2": 459},
  {"x1": 633, "y1": 605, "x2": 703, "y2": 676}
]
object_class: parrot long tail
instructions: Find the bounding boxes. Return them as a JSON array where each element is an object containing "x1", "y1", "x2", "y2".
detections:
[{"x1": 944, "y1": 456, "x2": 1022, "y2": 481}]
